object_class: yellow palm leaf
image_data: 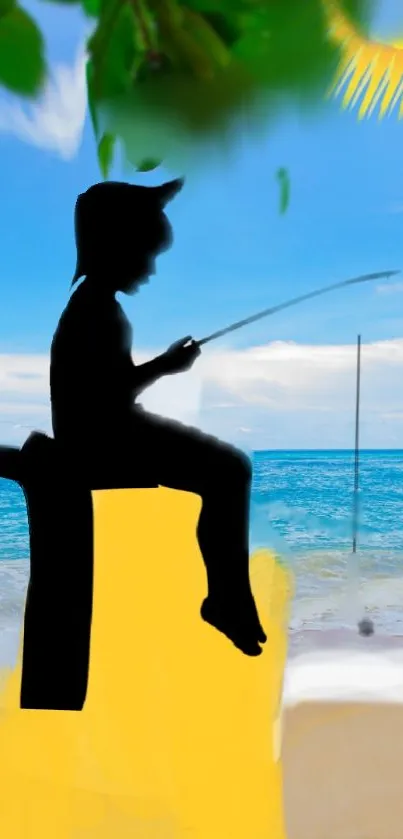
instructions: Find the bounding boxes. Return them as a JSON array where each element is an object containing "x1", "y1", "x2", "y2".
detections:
[{"x1": 328, "y1": 1, "x2": 403, "y2": 118}]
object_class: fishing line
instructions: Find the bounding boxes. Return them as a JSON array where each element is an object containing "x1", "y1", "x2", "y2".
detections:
[{"x1": 196, "y1": 270, "x2": 400, "y2": 346}]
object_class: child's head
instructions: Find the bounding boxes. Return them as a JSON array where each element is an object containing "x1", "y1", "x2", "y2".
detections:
[{"x1": 71, "y1": 178, "x2": 184, "y2": 294}]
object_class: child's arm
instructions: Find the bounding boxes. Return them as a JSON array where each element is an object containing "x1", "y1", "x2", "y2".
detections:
[
  {"x1": 132, "y1": 337, "x2": 201, "y2": 397},
  {"x1": 131, "y1": 355, "x2": 167, "y2": 397}
]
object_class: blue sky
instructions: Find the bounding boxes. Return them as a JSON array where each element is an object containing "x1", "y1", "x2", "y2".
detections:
[{"x1": 0, "y1": 0, "x2": 403, "y2": 449}]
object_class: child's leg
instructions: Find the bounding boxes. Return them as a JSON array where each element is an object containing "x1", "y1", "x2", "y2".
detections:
[
  {"x1": 136, "y1": 411, "x2": 267, "y2": 656},
  {"x1": 195, "y1": 447, "x2": 251, "y2": 594}
]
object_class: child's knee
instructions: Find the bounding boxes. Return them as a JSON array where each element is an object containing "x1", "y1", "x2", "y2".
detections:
[
  {"x1": 212, "y1": 439, "x2": 252, "y2": 483},
  {"x1": 229, "y1": 448, "x2": 252, "y2": 483}
]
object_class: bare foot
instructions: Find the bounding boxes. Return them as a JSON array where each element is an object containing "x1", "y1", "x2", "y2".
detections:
[{"x1": 200, "y1": 596, "x2": 266, "y2": 657}]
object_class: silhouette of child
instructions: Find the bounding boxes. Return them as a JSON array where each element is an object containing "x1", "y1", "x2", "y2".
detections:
[{"x1": 50, "y1": 179, "x2": 267, "y2": 657}]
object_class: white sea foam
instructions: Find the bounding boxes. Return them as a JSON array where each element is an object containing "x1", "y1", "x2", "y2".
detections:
[
  {"x1": 288, "y1": 566, "x2": 403, "y2": 636},
  {"x1": 0, "y1": 559, "x2": 28, "y2": 668},
  {"x1": 284, "y1": 640, "x2": 403, "y2": 706}
]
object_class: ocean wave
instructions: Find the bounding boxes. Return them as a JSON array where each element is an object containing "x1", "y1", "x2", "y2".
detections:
[
  {"x1": 0, "y1": 559, "x2": 28, "y2": 623},
  {"x1": 284, "y1": 550, "x2": 403, "y2": 636}
]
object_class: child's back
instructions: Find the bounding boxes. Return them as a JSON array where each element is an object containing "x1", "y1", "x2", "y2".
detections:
[{"x1": 50, "y1": 279, "x2": 135, "y2": 448}]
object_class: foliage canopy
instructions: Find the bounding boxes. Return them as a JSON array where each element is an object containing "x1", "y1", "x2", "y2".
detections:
[{"x1": 1, "y1": 0, "x2": 377, "y2": 176}]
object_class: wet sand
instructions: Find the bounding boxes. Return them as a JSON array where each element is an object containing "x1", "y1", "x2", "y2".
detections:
[
  {"x1": 288, "y1": 625, "x2": 403, "y2": 657},
  {"x1": 282, "y1": 630, "x2": 403, "y2": 839}
]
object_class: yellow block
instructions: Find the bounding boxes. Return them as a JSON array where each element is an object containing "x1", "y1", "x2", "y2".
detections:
[{"x1": 0, "y1": 488, "x2": 292, "y2": 839}]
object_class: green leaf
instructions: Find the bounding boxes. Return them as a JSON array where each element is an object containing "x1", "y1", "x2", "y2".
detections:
[
  {"x1": 184, "y1": 0, "x2": 246, "y2": 13},
  {"x1": 201, "y1": 11, "x2": 241, "y2": 48},
  {"x1": 98, "y1": 132, "x2": 116, "y2": 179},
  {"x1": 276, "y1": 167, "x2": 290, "y2": 215},
  {"x1": 39, "y1": 0, "x2": 80, "y2": 5},
  {"x1": 80, "y1": 0, "x2": 100, "y2": 17},
  {"x1": 101, "y1": 0, "x2": 377, "y2": 176},
  {"x1": 0, "y1": 6, "x2": 46, "y2": 96},
  {"x1": 132, "y1": 0, "x2": 159, "y2": 52},
  {"x1": 137, "y1": 158, "x2": 161, "y2": 172},
  {"x1": 339, "y1": 0, "x2": 376, "y2": 34},
  {"x1": 88, "y1": 0, "x2": 140, "y2": 99},
  {"x1": 0, "y1": 0, "x2": 15, "y2": 17}
]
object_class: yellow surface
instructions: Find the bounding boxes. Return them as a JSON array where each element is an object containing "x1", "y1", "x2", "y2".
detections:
[{"x1": 0, "y1": 488, "x2": 292, "y2": 838}]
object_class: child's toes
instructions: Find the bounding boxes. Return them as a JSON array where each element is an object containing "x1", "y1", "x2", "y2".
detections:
[
  {"x1": 257, "y1": 625, "x2": 267, "y2": 644},
  {"x1": 235, "y1": 638, "x2": 262, "y2": 657}
]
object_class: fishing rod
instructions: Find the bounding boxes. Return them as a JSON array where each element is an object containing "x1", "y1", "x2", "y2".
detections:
[
  {"x1": 351, "y1": 335, "x2": 375, "y2": 637},
  {"x1": 352, "y1": 334, "x2": 361, "y2": 557},
  {"x1": 196, "y1": 270, "x2": 400, "y2": 346}
]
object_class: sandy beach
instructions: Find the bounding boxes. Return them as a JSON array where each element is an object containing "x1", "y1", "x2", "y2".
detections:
[
  {"x1": 283, "y1": 701, "x2": 403, "y2": 839},
  {"x1": 282, "y1": 631, "x2": 403, "y2": 839}
]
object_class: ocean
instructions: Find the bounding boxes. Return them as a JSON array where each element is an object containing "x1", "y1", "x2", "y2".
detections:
[{"x1": 0, "y1": 449, "x2": 403, "y2": 667}]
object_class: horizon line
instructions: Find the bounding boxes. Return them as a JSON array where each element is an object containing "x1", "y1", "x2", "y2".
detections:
[{"x1": 252, "y1": 447, "x2": 403, "y2": 452}]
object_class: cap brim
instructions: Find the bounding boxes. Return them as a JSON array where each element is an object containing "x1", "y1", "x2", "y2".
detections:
[{"x1": 154, "y1": 178, "x2": 185, "y2": 207}]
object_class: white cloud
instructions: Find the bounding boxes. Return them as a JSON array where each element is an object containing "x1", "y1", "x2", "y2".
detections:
[
  {"x1": 2, "y1": 338, "x2": 403, "y2": 449},
  {"x1": 376, "y1": 281, "x2": 403, "y2": 295},
  {"x1": 0, "y1": 44, "x2": 87, "y2": 158},
  {"x1": 0, "y1": 354, "x2": 51, "y2": 445},
  {"x1": 139, "y1": 338, "x2": 403, "y2": 449}
]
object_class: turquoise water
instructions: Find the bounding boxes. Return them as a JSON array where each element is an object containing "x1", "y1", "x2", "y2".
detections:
[
  {"x1": 251, "y1": 449, "x2": 403, "y2": 634},
  {"x1": 0, "y1": 450, "x2": 402, "y2": 657},
  {"x1": 252, "y1": 449, "x2": 403, "y2": 554}
]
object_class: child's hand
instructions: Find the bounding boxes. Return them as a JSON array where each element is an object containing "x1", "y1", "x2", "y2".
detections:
[{"x1": 160, "y1": 336, "x2": 201, "y2": 375}]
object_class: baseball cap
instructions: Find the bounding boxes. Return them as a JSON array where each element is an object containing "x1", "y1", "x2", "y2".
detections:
[{"x1": 72, "y1": 178, "x2": 184, "y2": 285}]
